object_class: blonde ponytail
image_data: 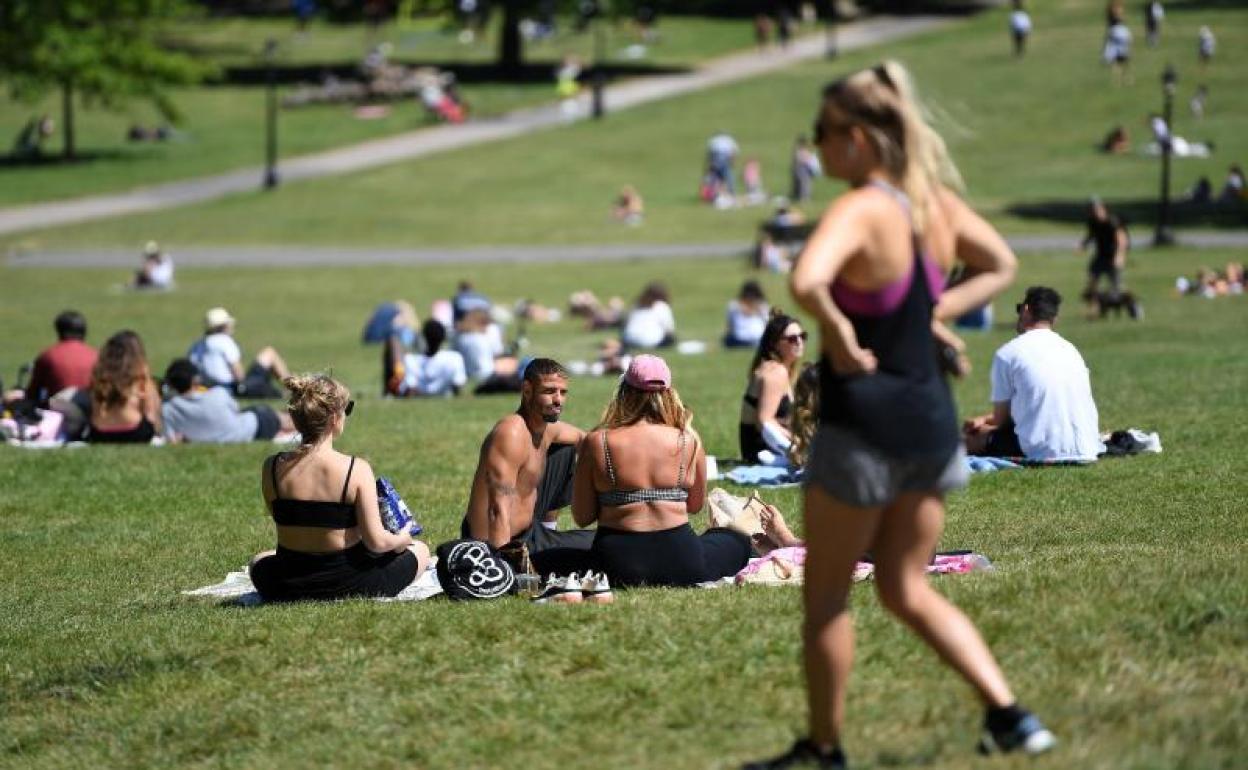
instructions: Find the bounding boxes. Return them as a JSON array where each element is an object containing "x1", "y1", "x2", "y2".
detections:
[{"x1": 821, "y1": 60, "x2": 963, "y2": 234}]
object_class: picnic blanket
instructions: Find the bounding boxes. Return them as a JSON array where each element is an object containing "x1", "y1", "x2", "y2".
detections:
[
  {"x1": 183, "y1": 561, "x2": 443, "y2": 605},
  {"x1": 725, "y1": 456, "x2": 1021, "y2": 486},
  {"x1": 734, "y1": 547, "x2": 993, "y2": 587}
]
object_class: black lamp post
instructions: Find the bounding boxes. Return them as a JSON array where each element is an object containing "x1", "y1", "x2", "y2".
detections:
[
  {"x1": 263, "y1": 38, "x2": 280, "y2": 190},
  {"x1": 1153, "y1": 64, "x2": 1177, "y2": 246},
  {"x1": 825, "y1": 0, "x2": 838, "y2": 59},
  {"x1": 591, "y1": 13, "x2": 607, "y2": 119}
]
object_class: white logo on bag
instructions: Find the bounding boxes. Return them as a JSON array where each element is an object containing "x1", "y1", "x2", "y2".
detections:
[{"x1": 450, "y1": 541, "x2": 513, "y2": 597}]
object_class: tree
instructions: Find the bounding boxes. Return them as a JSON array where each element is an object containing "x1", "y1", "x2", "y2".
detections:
[{"x1": 0, "y1": 1, "x2": 210, "y2": 160}]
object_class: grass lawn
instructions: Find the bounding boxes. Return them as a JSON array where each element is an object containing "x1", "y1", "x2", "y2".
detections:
[
  {"x1": 4, "y1": 0, "x2": 1245, "y2": 254},
  {"x1": 2, "y1": 242, "x2": 1246, "y2": 768},
  {"x1": 0, "y1": 13, "x2": 790, "y2": 209}
]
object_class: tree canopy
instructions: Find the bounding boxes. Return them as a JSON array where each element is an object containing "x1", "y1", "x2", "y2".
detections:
[{"x1": 0, "y1": 0, "x2": 210, "y2": 158}]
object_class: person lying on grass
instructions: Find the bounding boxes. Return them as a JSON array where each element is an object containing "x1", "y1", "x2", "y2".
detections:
[
  {"x1": 460, "y1": 358, "x2": 593, "y2": 575},
  {"x1": 161, "y1": 358, "x2": 296, "y2": 444},
  {"x1": 249, "y1": 374, "x2": 430, "y2": 602}
]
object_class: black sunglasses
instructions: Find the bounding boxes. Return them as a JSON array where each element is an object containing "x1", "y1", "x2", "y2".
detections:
[
  {"x1": 783, "y1": 331, "x2": 809, "y2": 343},
  {"x1": 344, "y1": 400, "x2": 355, "y2": 417}
]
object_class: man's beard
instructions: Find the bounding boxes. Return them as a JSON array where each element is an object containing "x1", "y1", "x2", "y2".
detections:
[{"x1": 542, "y1": 412, "x2": 559, "y2": 424}]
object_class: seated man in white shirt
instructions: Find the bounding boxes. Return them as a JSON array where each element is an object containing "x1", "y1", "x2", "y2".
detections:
[
  {"x1": 386, "y1": 319, "x2": 467, "y2": 397},
  {"x1": 187, "y1": 307, "x2": 290, "y2": 399},
  {"x1": 964, "y1": 286, "x2": 1104, "y2": 463},
  {"x1": 161, "y1": 359, "x2": 295, "y2": 444}
]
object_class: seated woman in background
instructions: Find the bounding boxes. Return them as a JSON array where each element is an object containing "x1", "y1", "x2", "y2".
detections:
[
  {"x1": 85, "y1": 330, "x2": 162, "y2": 444},
  {"x1": 454, "y1": 308, "x2": 519, "y2": 386},
  {"x1": 572, "y1": 355, "x2": 751, "y2": 588},
  {"x1": 723, "y1": 279, "x2": 770, "y2": 349},
  {"x1": 250, "y1": 374, "x2": 430, "y2": 602},
  {"x1": 739, "y1": 311, "x2": 807, "y2": 463},
  {"x1": 621, "y1": 281, "x2": 676, "y2": 349}
]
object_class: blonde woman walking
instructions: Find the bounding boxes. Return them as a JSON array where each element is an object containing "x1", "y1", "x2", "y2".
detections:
[{"x1": 746, "y1": 62, "x2": 1053, "y2": 768}]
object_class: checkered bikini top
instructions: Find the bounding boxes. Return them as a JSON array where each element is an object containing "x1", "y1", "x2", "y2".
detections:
[{"x1": 597, "y1": 428, "x2": 690, "y2": 507}]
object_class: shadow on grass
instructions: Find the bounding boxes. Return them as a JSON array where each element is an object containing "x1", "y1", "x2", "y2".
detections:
[
  {"x1": 215, "y1": 59, "x2": 691, "y2": 86},
  {"x1": 1165, "y1": 0, "x2": 1248, "y2": 12},
  {"x1": 0, "y1": 150, "x2": 133, "y2": 169},
  {"x1": 1007, "y1": 198, "x2": 1248, "y2": 229}
]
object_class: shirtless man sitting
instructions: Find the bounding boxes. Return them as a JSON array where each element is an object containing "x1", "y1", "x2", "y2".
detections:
[{"x1": 461, "y1": 358, "x2": 594, "y2": 574}]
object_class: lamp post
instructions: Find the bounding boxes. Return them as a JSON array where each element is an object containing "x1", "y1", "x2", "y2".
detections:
[
  {"x1": 824, "y1": 0, "x2": 838, "y2": 59},
  {"x1": 591, "y1": 11, "x2": 607, "y2": 119},
  {"x1": 1153, "y1": 64, "x2": 1177, "y2": 246},
  {"x1": 263, "y1": 38, "x2": 279, "y2": 190}
]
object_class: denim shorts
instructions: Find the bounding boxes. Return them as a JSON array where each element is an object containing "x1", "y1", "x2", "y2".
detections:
[{"x1": 804, "y1": 424, "x2": 968, "y2": 508}]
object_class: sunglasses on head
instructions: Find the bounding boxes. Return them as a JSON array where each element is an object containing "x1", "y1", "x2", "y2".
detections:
[
  {"x1": 344, "y1": 400, "x2": 355, "y2": 417},
  {"x1": 783, "y1": 331, "x2": 809, "y2": 343}
]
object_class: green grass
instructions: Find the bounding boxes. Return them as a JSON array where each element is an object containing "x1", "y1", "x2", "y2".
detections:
[
  {"x1": 4, "y1": 0, "x2": 1245, "y2": 253},
  {"x1": 2, "y1": 243, "x2": 1246, "y2": 768},
  {"x1": 0, "y1": 14, "x2": 787, "y2": 208}
]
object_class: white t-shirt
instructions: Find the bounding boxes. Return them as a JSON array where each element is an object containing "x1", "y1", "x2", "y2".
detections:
[
  {"x1": 623, "y1": 301, "x2": 675, "y2": 349},
  {"x1": 990, "y1": 328, "x2": 1103, "y2": 462},
  {"x1": 455, "y1": 327, "x2": 504, "y2": 380},
  {"x1": 726, "y1": 300, "x2": 769, "y2": 345},
  {"x1": 401, "y1": 350, "x2": 467, "y2": 396},
  {"x1": 1010, "y1": 10, "x2": 1032, "y2": 34},
  {"x1": 148, "y1": 256, "x2": 174, "y2": 287},
  {"x1": 188, "y1": 333, "x2": 241, "y2": 386}
]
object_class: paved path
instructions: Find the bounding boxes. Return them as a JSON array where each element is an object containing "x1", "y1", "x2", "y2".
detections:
[
  {"x1": 0, "y1": 16, "x2": 949, "y2": 238},
  {"x1": 9, "y1": 231, "x2": 1247, "y2": 269}
]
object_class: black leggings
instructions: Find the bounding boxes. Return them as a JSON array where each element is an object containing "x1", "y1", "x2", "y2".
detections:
[
  {"x1": 591, "y1": 524, "x2": 751, "y2": 588},
  {"x1": 250, "y1": 542, "x2": 418, "y2": 602}
]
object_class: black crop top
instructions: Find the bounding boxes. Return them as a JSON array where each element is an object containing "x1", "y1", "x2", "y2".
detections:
[
  {"x1": 742, "y1": 392, "x2": 793, "y2": 421},
  {"x1": 269, "y1": 453, "x2": 358, "y2": 529}
]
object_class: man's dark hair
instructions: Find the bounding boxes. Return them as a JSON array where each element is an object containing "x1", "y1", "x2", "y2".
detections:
[
  {"x1": 1023, "y1": 286, "x2": 1061, "y2": 323},
  {"x1": 164, "y1": 358, "x2": 199, "y2": 394},
  {"x1": 422, "y1": 319, "x2": 447, "y2": 355},
  {"x1": 54, "y1": 310, "x2": 87, "y2": 341},
  {"x1": 522, "y1": 357, "x2": 568, "y2": 385}
]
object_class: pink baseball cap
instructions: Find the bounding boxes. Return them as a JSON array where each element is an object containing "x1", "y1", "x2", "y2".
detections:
[{"x1": 624, "y1": 354, "x2": 672, "y2": 391}]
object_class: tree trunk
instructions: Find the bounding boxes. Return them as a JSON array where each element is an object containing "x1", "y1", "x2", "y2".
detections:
[
  {"x1": 498, "y1": 1, "x2": 523, "y2": 74},
  {"x1": 61, "y1": 80, "x2": 76, "y2": 161}
]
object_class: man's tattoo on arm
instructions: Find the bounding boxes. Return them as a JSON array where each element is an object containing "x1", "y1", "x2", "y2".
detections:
[{"x1": 488, "y1": 478, "x2": 518, "y2": 497}]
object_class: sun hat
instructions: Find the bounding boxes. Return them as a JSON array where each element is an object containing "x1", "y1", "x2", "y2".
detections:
[
  {"x1": 624, "y1": 354, "x2": 672, "y2": 391},
  {"x1": 143, "y1": 240, "x2": 162, "y2": 257},
  {"x1": 204, "y1": 307, "x2": 235, "y2": 331}
]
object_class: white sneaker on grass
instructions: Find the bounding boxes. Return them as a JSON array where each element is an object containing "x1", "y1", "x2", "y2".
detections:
[
  {"x1": 581, "y1": 571, "x2": 615, "y2": 604},
  {"x1": 531, "y1": 573, "x2": 583, "y2": 604}
]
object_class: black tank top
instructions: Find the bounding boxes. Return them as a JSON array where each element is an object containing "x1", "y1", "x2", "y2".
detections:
[
  {"x1": 269, "y1": 453, "x2": 359, "y2": 528},
  {"x1": 818, "y1": 187, "x2": 958, "y2": 458}
]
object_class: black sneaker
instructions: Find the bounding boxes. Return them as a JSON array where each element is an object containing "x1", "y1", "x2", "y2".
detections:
[
  {"x1": 742, "y1": 739, "x2": 846, "y2": 769},
  {"x1": 977, "y1": 711, "x2": 1056, "y2": 756}
]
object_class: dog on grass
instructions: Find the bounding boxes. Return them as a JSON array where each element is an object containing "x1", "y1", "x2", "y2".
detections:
[{"x1": 1084, "y1": 289, "x2": 1143, "y2": 320}]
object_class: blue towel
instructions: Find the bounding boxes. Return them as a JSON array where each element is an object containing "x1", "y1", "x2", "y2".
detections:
[
  {"x1": 725, "y1": 465, "x2": 804, "y2": 486},
  {"x1": 965, "y1": 456, "x2": 1022, "y2": 473}
]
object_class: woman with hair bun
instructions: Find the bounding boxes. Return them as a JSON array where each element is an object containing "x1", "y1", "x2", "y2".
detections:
[
  {"x1": 739, "y1": 310, "x2": 807, "y2": 463},
  {"x1": 249, "y1": 374, "x2": 429, "y2": 602},
  {"x1": 571, "y1": 355, "x2": 751, "y2": 588},
  {"x1": 746, "y1": 62, "x2": 1052, "y2": 769}
]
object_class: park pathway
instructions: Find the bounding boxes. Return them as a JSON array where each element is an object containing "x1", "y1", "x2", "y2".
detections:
[
  {"x1": 0, "y1": 15, "x2": 948, "y2": 238},
  {"x1": 9, "y1": 231, "x2": 1248, "y2": 269}
]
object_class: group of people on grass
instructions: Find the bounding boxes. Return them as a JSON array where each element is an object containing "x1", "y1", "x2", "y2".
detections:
[{"x1": 6, "y1": 59, "x2": 1112, "y2": 767}]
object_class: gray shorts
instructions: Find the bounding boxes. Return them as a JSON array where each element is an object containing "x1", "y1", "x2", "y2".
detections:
[{"x1": 804, "y1": 424, "x2": 968, "y2": 508}]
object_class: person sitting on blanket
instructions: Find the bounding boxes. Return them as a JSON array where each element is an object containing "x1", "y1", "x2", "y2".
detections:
[
  {"x1": 161, "y1": 358, "x2": 296, "y2": 444},
  {"x1": 739, "y1": 311, "x2": 807, "y2": 464},
  {"x1": 461, "y1": 358, "x2": 594, "y2": 575},
  {"x1": 571, "y1": 355, "x2": 752, "y2": 587},
  {"x1": 249, "y1": 374, "x2": 430, "y2": 602},
  {"x1": 963, "y1": 286, "x2": 1103, "y2": 463},
  {"x1": 84, "y1": 330, "x2": 163, "y2": 444}
]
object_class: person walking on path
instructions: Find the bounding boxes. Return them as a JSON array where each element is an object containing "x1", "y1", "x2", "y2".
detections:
[{"x1": 745, "y1": 61, "x2": 1054, "y2": 769}]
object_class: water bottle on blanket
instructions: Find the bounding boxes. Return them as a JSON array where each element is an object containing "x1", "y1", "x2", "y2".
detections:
[{"x1": 376, "y1": 476, "x2": 422, "y2": 535}]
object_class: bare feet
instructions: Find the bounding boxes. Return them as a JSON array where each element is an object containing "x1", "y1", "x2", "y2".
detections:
[{"x1": 753, "y1": 503, "x2": 802, "y2": 555}]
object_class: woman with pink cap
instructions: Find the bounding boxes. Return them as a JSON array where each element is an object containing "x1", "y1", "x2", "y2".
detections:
[{"x1": 571, "y1": 355, "x2": 751, "y2": 587}]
